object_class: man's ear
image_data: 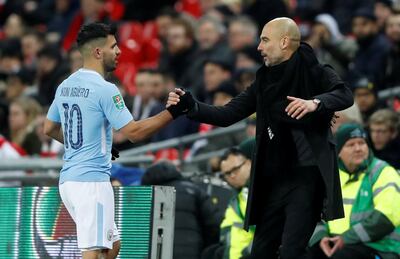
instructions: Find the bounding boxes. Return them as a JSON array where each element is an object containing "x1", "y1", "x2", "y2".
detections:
[
  {"x1": 280, "y1": 36, "x2": 289, "y2": 50},
  {"x1": 93, "y1": 47, "x2": 102, "y2": 59}
]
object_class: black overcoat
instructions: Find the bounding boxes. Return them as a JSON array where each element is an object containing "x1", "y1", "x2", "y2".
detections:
[{"x1": 188, "y1": 62, "x2": 353, "y2": 230}]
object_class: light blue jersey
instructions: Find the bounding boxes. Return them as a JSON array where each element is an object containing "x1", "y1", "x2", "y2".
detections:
[{"x1": 47, "y1": 69, "x2": 133, "y2": 184}]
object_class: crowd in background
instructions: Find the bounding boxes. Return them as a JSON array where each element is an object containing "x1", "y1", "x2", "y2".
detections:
[{"x1": 0, "y1": 0, "x2": 400, "y2": 168}]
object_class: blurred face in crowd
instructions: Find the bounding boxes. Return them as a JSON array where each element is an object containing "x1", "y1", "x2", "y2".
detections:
[
  {"x1": 220, "y1": 154, "x2": 250, "y2": 189},
  {"x1": 204, "y1": 63, "x2": 231, "y2": 92},
  {"x1": 9, "y1": 102, "x2": 28, "y2": 132},
  {"x1": 4, "y1": 14, "x2": 25, "y2": 39},
  {"x1": 354, "y1": 88, "x2": 376, "y2": 113},
  {"x1": 156, "y1": 15, "x2": 174, "y2": 40},
  {"x1": 339, "y1": 138, "x2": 369, "y2": 172},
  {"x1": 352, "y1": 17, "x2": 378, "y2": 40},
  {"x1": 213, "y1": 92, "x2": 233, "y2": 106},
  {"x1": 228, "y1": 22, "x2": 254, "y2": 51},
  {"x1": 150, "y1": 73, "x2": 167, "y2": 101},
  {"x1": 198, "y1": 21, "x2": 221, "y2": 50},
  {"x1": 166, "y1": 24, "x2": 192, "y2": 55},
  {"x1": 135, "y1": 72, "x2": 155, "y2": 103},
  {"x1": 375, "y1": 2, "x2": 393, "y2": 30},
  {"x1": 22, "y1": 34, "x2": 43, "y2": 60},
  {"x1": 385, "y1": 14, "x2": 400, "y2": 43},
  {"x1": 369, "y1": 123, "x2": 397, "y2": 150},
  {"x1": 69, "y1": 48, "x2": 83, "y2": 73},
  {"x1": 200, "y1": 0, "x2": 219, "y2": 13},
  {"x1": 0, "y1": 55, "x2": 21, "y2": 73},
  {"x1": 6, "y1": 76, "x2": 25, "y2": 102},
  {"x1": 37, "y1": 56, "x2": 57, "y2": 76},
  {"x1": 236, "y1": 53, "x2": 257, "y2": 69},
  {"x1": 80, "y1": 0, "x2": 104, "y2": 19}
]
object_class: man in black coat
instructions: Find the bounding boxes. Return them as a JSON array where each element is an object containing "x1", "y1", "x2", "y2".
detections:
[{"x1": 167, "y1": 17, "x2": 354, "y2": 259}]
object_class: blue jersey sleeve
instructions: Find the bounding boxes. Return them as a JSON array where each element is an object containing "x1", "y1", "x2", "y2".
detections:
[
  {"x1": 47, "y1": 101, "x2": 61, "y2": 123},
  {"x1": 100, "y1": 84, "x2": 133, "y2": 130}
]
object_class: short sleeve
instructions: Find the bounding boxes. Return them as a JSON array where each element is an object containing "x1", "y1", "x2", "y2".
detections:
[
  {"x1": 47, "y1": 101, "x2": 61, "y2": 123},
  {"x1": 99, "y1": 84, "x2": 133, "y2": 130}
]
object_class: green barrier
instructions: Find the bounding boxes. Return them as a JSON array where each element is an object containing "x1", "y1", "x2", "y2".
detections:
[{"x1": 0, "y1": 186, "x2": 175, "y2": 259}]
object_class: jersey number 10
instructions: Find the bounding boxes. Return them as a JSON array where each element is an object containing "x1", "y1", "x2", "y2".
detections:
[{"x1": 62, "y1": 103, "x2": 83, "y2": 150}]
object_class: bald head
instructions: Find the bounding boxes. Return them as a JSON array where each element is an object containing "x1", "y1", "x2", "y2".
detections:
[
  {"x1": 257, "y1": 17, "x2": 301, "y2": 66},
  {"x1": 266, "y1": 17, "x2": 300, "y2": 50}
]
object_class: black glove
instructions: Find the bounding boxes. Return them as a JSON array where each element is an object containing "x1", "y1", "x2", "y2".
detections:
[
  {"x1": 167, "y1": 89, "x2": 196, "y2": 119},
  {"x1": 111, "y1": 146, "x2": 119, "y2": 161}
]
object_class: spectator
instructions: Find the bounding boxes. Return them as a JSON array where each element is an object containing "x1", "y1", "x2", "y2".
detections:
[
  {"x1": 368, "y1": 109, "x2": 400, "y2": 169},
  {"x1": 374, "y1": 0, "x2": 394, "y2": 32},
  {"x1": 349, "y1": 8, "x2": 391, "y2": 85},
  {"x1": 203, "y1": 58, "x2": 234, "y2": 103},
  {"x1": 149, "y1": 70, "x2": 199, "y2": 142},
  {"x1": 8, "y1": 96, "x2": 42, "y2": 155},
  {"x1": 308, "y1": 123, "x2": 400, "y2": 259},
  {"x1": 5, "y1": 67, "x2": 36, "y2": 103},
  {"x1": 131, "y1": 69, "x2": 159, "y2": 121},
  {"x1": 62, "y1": 0, "x2": 110, "y2": 51},
  {"x1": 307, "y1": 13, "x2": 357, "y2": 78},
  {"x1": 0, "y1": 41, "x2": 23, "y2": 74},
  {"x1": 2, "y1": 14, "x2": 25, "y2": 40},
  {"x1": 381, "y1": 12, "x2": 400, "y2": 89},
  {"x1": 68, "y1": 46, "x2": 83, "y2": 73},
  {"x1": 36, "y1": 44, "x2": 69, "y2": 106},
  {"x1": 235, "y1": 45, "x2": 262, "y2": 69},
  {"x1": 158, "y1": 17, "x2": 199, "y2": 90},
  {"x1": 189, "y1": 15, "x2": 233, "y2": 98},
  {"x1": 216, "y1": 138, "x2": 255, "y2": 259},
  {"x1": 227, "y1": 15, "x2": 258, "y2": 52},
  {"x1": 21, "y1": 29, "x2": 44, "y2": 68},
  {"x1": 141, "y1": 161, "x2": 222, "y2": 259},
  {"x1": 155, "y1": 7, "x2": 179, "y2": 44},
  {"x1": 353, "y1": 77, "x2": 386, "y2": 124},
  {"x1": 331, "y1": 103, "x2": 363, "y2": 134}
]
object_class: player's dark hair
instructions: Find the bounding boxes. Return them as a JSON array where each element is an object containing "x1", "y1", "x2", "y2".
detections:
[{"x1": 77, "y1": 23, "x2": 116, "y2": 48}]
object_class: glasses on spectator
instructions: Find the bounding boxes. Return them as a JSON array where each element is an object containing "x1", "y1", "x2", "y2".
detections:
[{"x1": 220, "y1": 160, "x2": 246, "y2": 179}]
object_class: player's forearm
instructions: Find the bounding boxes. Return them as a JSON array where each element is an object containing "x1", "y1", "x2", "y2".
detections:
[{"x1": 127, "y1": 110, "x2": 173, "y2": 142}]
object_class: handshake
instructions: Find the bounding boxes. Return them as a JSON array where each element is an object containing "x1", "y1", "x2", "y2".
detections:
[{"x1": 166, "y1": 88, "x2": 196, "y2": 119}]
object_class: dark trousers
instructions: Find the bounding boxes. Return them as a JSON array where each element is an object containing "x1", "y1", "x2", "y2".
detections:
[
  {"x1": 307, "y1": 243, "x2": 378, "y2": 259},
  {"x1": 250, "y1": 166, "x2": 324, "y2": 259}
]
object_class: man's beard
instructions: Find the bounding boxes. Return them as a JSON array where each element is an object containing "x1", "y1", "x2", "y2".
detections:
[{"x1": 104, "y1": 61, "x2": 116, "y2": 72}]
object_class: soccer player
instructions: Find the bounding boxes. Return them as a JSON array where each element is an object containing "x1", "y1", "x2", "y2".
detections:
[{"x1": 43, "y1": 23, "x2": 180, "y2": 259}]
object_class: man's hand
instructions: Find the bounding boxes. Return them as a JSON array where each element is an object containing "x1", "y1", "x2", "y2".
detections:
[
  {"x1": 166, "y1": 88, "x2": 196, "y2": 119},
  {"x1": 111, "y1": 146, "x2": 119, "y2": 161},
  {"x1": 319, "y1": 237, "x2": 334, "y2": 257},
  {"x1": 286, "y1": 96, "x2": 318, "y2": 120},
  {"x1": 329, "y1": 236, "x2": 344, "y2": 255}
]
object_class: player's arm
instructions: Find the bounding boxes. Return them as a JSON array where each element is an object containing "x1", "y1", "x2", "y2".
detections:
[
  {"x1": 43, "y1": 118, "x2": 64, "y2": 144},
  {"x1": 118, "y1": 110, "x2": 173, "y2": 143}
]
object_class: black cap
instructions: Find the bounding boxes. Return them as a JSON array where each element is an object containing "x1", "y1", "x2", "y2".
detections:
[
  {"x1": 8, "y1": 67, "x2": 35, "y2": 85},
  {"x1": 204, "y1": 57, "x2": 234, "y2": 72},
  {"x1": 353, "y1": 7, "x2": 377, "y2": 21},
  {"x1": 214, "y1": 80, "x2": 238, "y2": 97}
]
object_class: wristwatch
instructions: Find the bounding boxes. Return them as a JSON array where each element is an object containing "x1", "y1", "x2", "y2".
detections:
[{"x1": 312, "y1": 98, "x2": 321, "y2": 106}]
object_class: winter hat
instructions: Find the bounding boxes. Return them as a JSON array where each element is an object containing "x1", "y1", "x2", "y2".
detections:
[
  {"x1": 315, "y1": 13, "x2": 343, "y2": 43},
  {"x1": 335, "y1": 123, "x2": 368, "y2": 152},
  {"x1": 238, "y1": 137, "x2": 256, "y2": 160}
]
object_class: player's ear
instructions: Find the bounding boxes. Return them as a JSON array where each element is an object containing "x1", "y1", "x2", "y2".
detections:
[{"x1": 94, "y1": 47, "x2": 102, "y2": 59}]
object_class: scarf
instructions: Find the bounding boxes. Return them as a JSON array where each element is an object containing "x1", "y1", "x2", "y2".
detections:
[{"x1": 257, "y1": 42, "x2": 332, "y2": 168}]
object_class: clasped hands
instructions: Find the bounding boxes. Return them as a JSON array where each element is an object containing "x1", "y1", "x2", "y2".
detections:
[
  {"x1": 166, "y1": 88, "x2": 196, "y2": 119},
  {"x1": 319, "y1": 236, "x2": 345, "y2": 257}
]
